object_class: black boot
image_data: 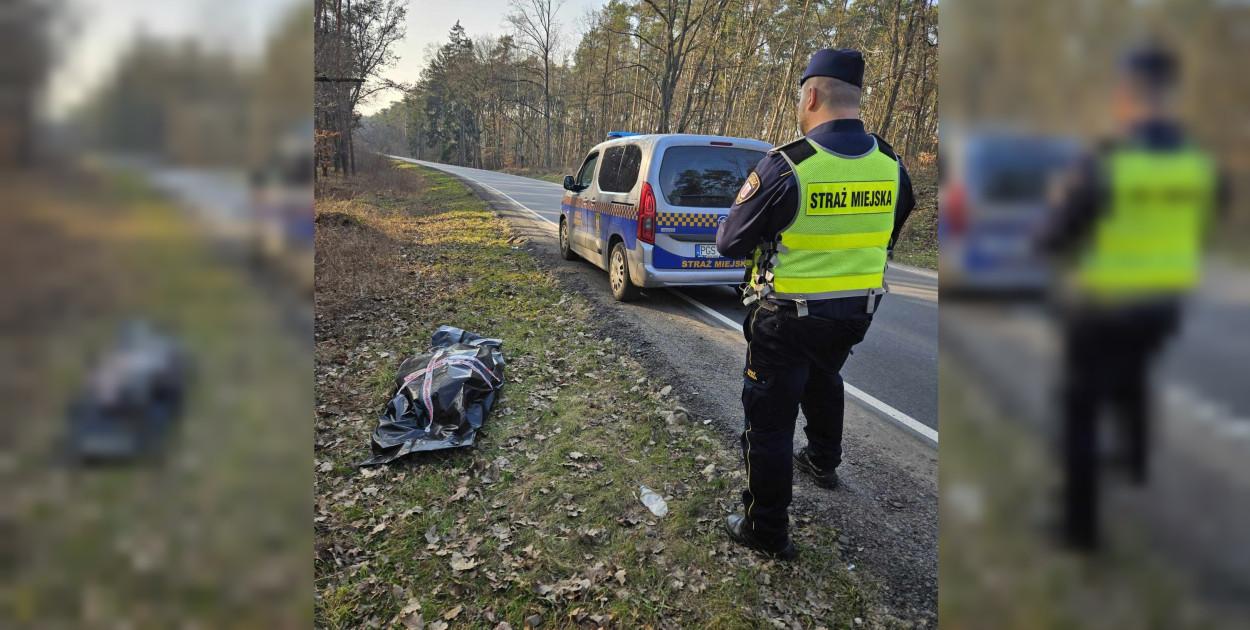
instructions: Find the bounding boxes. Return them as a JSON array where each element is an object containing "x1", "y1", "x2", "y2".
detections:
[
  {"x1": 724, "y1": 514, "x2": 797, "y2": 560},
  {"x1": 793, "y1": 447, "x2": 839, "y2": 489}
]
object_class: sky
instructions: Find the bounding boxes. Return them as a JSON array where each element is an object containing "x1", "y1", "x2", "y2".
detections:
[
  {"x1": 359, "y1": 0, "x2": 606, "y2": 115},
  {"x1": 45, "y1": 0, "x2": 300, "y2": 120}
]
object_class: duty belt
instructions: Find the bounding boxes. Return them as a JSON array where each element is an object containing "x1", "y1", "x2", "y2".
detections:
[
  {"x1": 740, "y1": 245, "x2": 889, "y2": 314},
  {"x1": 756, "y1": 286, "x2": 886, "y2": 318}
]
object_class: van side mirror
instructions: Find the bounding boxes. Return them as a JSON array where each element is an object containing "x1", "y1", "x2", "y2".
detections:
[{"x1": 563, "y1": 175, "x2": 576, "y2": 191}]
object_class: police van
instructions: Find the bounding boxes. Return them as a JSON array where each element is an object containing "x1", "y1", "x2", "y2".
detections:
[{"x1": 559, "y1": 132, "x2": 772, "y2": 300}]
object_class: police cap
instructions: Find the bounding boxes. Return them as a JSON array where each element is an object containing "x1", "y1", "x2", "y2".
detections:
[
  {"x1": 1120, "y1": 42, "x2": 1177, "y2": 88},
  {"x1": 799, "y1": 49, "x2": 864, "y2": 88}
]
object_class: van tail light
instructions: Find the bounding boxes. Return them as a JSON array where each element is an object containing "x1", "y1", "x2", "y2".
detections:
[
  {"x1": 942, "y1": 182, "x2": 967, "y2": 237},
  {"x1": 709, "y1": 141, "x2": 733, "y2": 146},
  {"x1": 638, "y1": 182, "x2": 657, "y2": 245}
]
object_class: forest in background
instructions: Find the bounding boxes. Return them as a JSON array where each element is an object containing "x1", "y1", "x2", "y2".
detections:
[
  {"x1": 71, "y1": 4, "x2": 311, "y2": 170},
  {"x1": 353, "y1": 0, "x2": 937, "y2": 175}
]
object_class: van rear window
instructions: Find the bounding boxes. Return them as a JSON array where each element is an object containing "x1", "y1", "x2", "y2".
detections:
[{"x1": 658, "y1": 146, "x2": 766, "y2": 208}]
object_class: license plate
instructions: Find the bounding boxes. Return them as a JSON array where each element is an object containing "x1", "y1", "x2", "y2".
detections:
[{"x1": 695, "y1": 244, "x2": 719, "y2": 258}]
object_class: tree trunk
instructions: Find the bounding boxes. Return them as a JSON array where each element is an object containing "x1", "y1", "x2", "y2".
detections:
[{"x1": 878, "y1": 0, "x2": 921, "y2": 138}]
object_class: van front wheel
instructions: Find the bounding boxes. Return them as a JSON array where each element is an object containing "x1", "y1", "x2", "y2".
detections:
[
  {"x1": 609, "y1": 242, "x2": 640, "y2": 301},
  {"x1": 559, "y1": 218, "x2": 577, "y2": 261}
]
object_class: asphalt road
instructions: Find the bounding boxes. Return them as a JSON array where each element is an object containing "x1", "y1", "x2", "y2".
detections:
[
  {"x1": 394, "y1": 158, "x2": 939, "y2": 435},
  {"x1": 942, "y1": 273, "x2": 1250, "y2": 609}
]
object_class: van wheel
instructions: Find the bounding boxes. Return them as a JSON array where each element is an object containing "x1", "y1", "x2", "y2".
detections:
[
  {"x1": 609, "y1": 242, "x2": 640, "y2": 301},
  {"x1": 559, "y1": 218, "x2": 577, "y2": 261}
]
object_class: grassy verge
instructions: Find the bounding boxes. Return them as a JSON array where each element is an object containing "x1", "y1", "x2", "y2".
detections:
[
  {"x1": 891, "y1": 161, "x2": 937, "y2": 270},
  {"x1": 938, "y1": 355, "x2": 1240, "y2": 629},
  {"x1": 496, "y1": 167, "x2": 567, "y2": 185},
  {"x1": 7, "y1": 168, "x2": 309, "y2": 627},
  {"x1": 314, "y1": 160, "x2": 886, "y2": 629}
]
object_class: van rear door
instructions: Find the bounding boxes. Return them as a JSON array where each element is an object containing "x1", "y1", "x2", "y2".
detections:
[{"x1": 651, "y1": 144, "x2": 767, "y2": 270}]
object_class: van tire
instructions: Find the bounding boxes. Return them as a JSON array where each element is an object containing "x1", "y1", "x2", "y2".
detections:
[
  {"x1": 559, "y1": 217, "x2": 578, "y2": 261},
  {"x1": 609, "y1": 242, "x2": 640, "y2": 301}
]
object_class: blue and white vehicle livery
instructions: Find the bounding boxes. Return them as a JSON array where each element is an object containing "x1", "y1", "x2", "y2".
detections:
[{"x1": 559, "y1": 132, "x2": 772, "y2": 300}]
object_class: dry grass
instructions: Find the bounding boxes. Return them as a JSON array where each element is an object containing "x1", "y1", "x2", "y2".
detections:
[{"x1": 314, "y1": 162, "x2": 436, "y2": 322}]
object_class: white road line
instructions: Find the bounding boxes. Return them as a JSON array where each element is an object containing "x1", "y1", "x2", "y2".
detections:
[
  {"x1": 670, "y1": 289, "x2": 938, "y2": 445},
  {"x1": 404, "y1": 156, "x2": 938, "y2": 446},
  {"x1": 889, "y1": 262, "x2": 939, "y2": 279},
  {"x1": 391, "y1": 157, "x2": 560, "y2": 230}
]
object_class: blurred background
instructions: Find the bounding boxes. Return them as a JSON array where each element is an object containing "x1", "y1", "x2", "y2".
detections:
[
  {"x1": 1, "y1": 0, "x2": 311, "y2": 627},
  {"x1": 940, "y1": 0, "x2": 1250, "y2": 628}
]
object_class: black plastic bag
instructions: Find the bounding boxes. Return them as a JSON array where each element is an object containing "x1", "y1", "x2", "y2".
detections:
[
  {"x1": 362, "y1": 326, "x2": 505, "y2": 465},
  {"x1": 64, "y1": 319, "x2": 190, "y2": 462}
]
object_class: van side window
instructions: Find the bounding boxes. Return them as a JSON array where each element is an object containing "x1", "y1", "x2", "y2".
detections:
[
  {"x1": 617, "y1": 145, "x2": 643, "y2": 192},
  {"x1": 598, "y1": 147, "x2": 624, "y2": 192},
  {"x1": 577, "y1": 152, "x2": 599, "y2": 189},
  {"x1": 597, "y1": 145, "x2": 642, "y2": 193}
]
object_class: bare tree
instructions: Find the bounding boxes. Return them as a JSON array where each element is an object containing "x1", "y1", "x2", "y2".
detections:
[
  {"x1": 507, "y1": 0, "x2": 565, "y2": 169},
  {"x1": 315, "y1": 0, "x2": 406, "y2": 174}
]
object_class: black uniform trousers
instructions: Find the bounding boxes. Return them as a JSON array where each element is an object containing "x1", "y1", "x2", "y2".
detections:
[
  {"x1": 739, "y1": 303, "x2": 871, "y2": 545},
  {"x1": 1060, "y1": 301, "x2": 1179, "y2": 549}
]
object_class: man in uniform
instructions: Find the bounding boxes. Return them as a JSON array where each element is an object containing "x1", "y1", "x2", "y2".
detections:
[
  {"x1": 1041, "y1": 42, "x2": 1226, "y2": 551},
  {"x1": 716, "y1": 48, "x2": 917, "y2": 559}
]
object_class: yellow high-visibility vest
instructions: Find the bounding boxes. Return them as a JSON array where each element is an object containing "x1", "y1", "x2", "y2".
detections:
[
  {"x1": 750, "y1": 137, "x2": 899, "y2": 302},
  {"x1": 1077, "y1": 147, "x2": 1214, "y2": 297}
]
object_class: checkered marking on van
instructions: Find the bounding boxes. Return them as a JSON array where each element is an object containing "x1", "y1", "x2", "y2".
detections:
[
  {"x1": 656, "y1": 212, "x2": 726, "y2": 228},
  {"x1": 564, "y1": 195, "x2": 638, "y2": 220}
]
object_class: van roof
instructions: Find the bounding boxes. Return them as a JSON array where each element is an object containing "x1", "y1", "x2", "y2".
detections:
[{"x1": 588, "y1": 133, "x2": 773, "y2": 154}]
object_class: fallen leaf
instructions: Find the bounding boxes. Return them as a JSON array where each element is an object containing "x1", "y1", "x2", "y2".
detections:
[
  {"x1": 449, "y1": 486, "x2": 469, "y2": 502},
  {"x1": 396, "y1": 598, "x2": 423, "y2": 628},
  {"x1": 371, "y1": 522, "x2": 387, "y2": 535},
  {"x1": 425, "y1": 526, "x2": 440, "y2": 545},
  {"x1": 449, "y1": 553, "x2": 480, "y2": 572},
  {"x1": 614, "y1": 569, "x2": 626, "y2": 586},
  {"x1": 443, "y1": 605, "x2": 463, "y2": 620}
]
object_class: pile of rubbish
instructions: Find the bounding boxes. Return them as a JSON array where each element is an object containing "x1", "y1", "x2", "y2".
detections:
[{"x1": 362, "y1": 326, "x2": 505, "y2": 465}]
